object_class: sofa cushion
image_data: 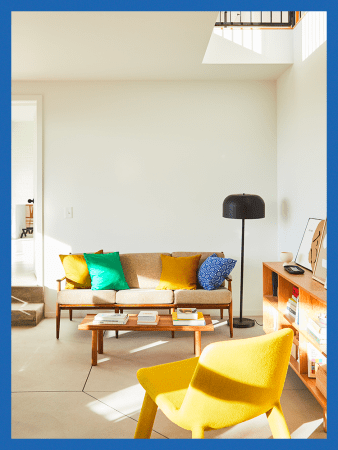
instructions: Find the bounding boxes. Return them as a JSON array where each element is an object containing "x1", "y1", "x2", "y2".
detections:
[
  {"x1": 174, "y1": 287, "x2": 232, "y2": 305},
  {"x1": 198, "y1": 254, "x2": 237, "y2": 290},
  {"x1": 172, "y1": 252, "x2": 226, "y2": 287},
  {"x1": 59, "y1": 250, "x2": 103, "y2": 289},
  {"x1": 117, "y1": 253, "x2": 171, "y2": 289},
  {"x1": 84, "y1": 252, "x2": 130, "y2": 290},
  {"x1": 116, "y1": 288, "x2": 174, "y2": 305},
  {"x1": 156, "y1": 254, "x2": 201, "y2": 290},
  {"x1": 57, "y1": 289, "x2": 116, "y2": 305}
]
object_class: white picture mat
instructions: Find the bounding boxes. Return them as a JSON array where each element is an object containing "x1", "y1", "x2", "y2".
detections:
[{"x1": 295, "y1": 218, "x2": 323, "y2": 271}]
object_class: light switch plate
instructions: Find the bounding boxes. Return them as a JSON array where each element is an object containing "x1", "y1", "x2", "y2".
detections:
[{"x1": 64, "y1": 207, "x2": 73, "y2": 219}]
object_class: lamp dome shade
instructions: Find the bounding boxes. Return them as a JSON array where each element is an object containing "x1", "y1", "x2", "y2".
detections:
[{"x1": 223, "y1": 194, "x2": 265, "y2": 219}]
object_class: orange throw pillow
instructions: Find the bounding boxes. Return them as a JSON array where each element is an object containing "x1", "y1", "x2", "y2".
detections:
[
  {"x1": 59, "y1": 250, "x2": 103, "y2": 289},
  {"x1": 156, "y1": 254, "x2": 201, "y2": 290}
]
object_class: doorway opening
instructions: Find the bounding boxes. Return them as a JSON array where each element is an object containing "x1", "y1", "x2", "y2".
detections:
[{"x1": 11, "y1": 96, "x2": 43, "y2": 287}]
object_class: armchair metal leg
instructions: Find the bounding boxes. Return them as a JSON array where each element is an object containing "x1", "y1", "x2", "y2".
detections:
[
  {"x1": 266, "y1": 402, "x2": 291, "y2": 439},
  {"x1": 56, "y1": 303, "x2": 61, "y2": 339},
  {"x1": 134, "y1": 393, "x2": 158, "y2": 439}
]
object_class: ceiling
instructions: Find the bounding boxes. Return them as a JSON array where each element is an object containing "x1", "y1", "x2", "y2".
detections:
[{"x1": 12, "y1": 11, "x2": 291, "y2": 81}]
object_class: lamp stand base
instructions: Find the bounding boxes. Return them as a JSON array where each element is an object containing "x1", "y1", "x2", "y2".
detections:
[{"x1": 233, "y1": 317, "x2": 255, "y2": 328}]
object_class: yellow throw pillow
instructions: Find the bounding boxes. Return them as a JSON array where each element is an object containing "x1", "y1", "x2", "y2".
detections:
[
  {"x1": 59, "y1": 250, "x2": 103, "y2": 289},
  {"x1": 156, "y1": 254, "x2": 201, "y2": 290}
]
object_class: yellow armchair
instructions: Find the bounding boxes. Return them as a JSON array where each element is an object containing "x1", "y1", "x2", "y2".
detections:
[{"x1": 134, "y1": 328, "x2": 293, "y2": 439}]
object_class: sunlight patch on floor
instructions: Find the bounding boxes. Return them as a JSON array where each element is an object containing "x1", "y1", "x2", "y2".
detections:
[
  {"x1": 213, "y1": 321, "x2": 228, "y2": 328},
  {"x1": 129, "y1": 340, "x2": 168, "y2": 353},
  {"x1": 291, "y1": 419, "x2": 323, "y2": 439},
  {"x1": 86, "y1": 384, "x2": 144, "y2": 419}
]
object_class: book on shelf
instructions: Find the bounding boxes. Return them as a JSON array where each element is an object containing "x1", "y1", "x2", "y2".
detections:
[
  {"x1": 172, "y1": 311, "x2": 206, "y2": 326},
  {"x1": 306, "y1": 326, "x2": 327, "y2": 344},
  {"x1": 308, "y1": 317, "x2": 327, "y2": 335},
  {"x1": 288, "y1": 291, "x2": 300, "y2": 325},
  {"x1": 287, "y1": 301, "x2": 296, "y2": 313},
  {"x1": 307, "y1": 343, "x2": 327, "y2": 378},
  {"x1": 272, "y1": 272, "x2": 278, "y2": 296},
  {"x1": 289, "y1": 296, "x2": 297, "y2": 306},
  {"x1": 286, "y1": 305, "x2": 296, "y2": 316},
  {"x1": 307, "y1": 319, "x2": 327, "y2": 337},
  {"x1": 318, "y1": 314, "x2": 327, "y2": 326},
  {"x1": 291, "y1": 342, "x2": 299, "y2": 360},
  {"x1": 292, "y1": 286, "x2": 299, "y2": 298},
  {"x1": 176, "y1": 308, "x2": 198, "y2": 320}
]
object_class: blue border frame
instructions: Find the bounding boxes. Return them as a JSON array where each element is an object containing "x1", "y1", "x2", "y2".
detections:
[{"x1": 2, "y1": 1, "x2": 337, "y2": 448}]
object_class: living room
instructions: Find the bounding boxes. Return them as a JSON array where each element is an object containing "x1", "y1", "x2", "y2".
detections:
[{"x1": 10, "y1": 10, "x2": 327, "y2": 440}]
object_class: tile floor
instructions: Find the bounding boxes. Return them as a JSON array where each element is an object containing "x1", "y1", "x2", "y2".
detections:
[{"x1": 11, "y1": 315, "x2": 327, "y2": 439}]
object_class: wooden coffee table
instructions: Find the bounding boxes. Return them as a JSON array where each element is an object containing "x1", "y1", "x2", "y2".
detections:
[{"x1": 78, "y1": 314, "x2": 214, "y2": 366}]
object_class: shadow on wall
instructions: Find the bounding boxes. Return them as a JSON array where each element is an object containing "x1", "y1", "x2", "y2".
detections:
[{"x1": 280, "y1": 198, "x2": 291, "y2": 224}]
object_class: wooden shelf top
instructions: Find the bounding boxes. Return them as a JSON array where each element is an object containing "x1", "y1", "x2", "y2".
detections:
[{"x1": 263, "y1": 262, "x2": 326, "y2": 304}]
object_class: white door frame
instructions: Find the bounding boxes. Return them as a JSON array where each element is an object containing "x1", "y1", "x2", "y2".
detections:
[{"x1": 11, "y1": 95, "x2": 44, "y2": 286}]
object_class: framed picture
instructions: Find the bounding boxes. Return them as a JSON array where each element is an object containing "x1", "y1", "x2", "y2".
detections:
[
  {"x1": 313, "y1": 219, "x2": 327, "y2": 285},
  {"x1": 295, "y1": 218, "x2": 325, "y2": 271}
]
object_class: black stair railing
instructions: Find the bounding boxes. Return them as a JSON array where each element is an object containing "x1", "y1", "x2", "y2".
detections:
[{"x1": 215, "y1": 11, "x2": 303, "y2": 28}]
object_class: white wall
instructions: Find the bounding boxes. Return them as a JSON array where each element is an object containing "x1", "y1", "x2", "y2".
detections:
[
  {"x1": 277, "y1": 12, "x2": 327, "y2": 258},
  {"x1": 12, "y1": 80, "x2": 278, "y2": 317}
]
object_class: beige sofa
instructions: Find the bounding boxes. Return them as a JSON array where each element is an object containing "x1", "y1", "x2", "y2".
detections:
[{"x1": 56, "y1": 252, "x2": 233, "y2": 339}]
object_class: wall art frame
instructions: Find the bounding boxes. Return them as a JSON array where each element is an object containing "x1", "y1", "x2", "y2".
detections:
[
  {"x1": 313, "y1": 218, "x2": 327, "y2": 285},
  {"x1": 295, "y1": 218, "x2": 325, "y2": 271}
]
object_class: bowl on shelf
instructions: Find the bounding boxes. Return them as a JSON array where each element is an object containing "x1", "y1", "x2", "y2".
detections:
[{"x1": 280, "y1": 252, "x2": 294, "y2": 267}]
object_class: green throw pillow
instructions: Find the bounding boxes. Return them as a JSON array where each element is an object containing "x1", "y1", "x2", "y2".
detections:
[{"x1": 83, "y1": 252, "x2": 130, "y2": 291}]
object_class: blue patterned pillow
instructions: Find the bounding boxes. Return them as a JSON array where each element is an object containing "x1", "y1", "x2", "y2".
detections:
[{"x1": 198, "y1": 253, "x2": 236, "y2": 291}]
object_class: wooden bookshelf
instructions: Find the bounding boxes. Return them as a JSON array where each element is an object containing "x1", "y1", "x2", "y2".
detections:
[{"x1": 263, "y1": 262, "x2": 327, "y2": 432}]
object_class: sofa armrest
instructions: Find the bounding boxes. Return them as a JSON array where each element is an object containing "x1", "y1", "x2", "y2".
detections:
[
  {"x1": 225, "y1": 275, "x2": 232, "y2": 292},
  {"x1": 57, "y1": 276, "x2": 66, "y2": 292}
]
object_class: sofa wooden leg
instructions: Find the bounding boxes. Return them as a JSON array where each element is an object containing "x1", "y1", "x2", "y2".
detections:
[
  {"x1": 171, "y1": 331, "x2": 175, "y2": 338},
  {"x1": 120, "y1": 308, "x2": 124, "y2": 314},
  {"x1": 116, "y1": 330, "x2": 119, "y2": 339},
  {"x1": 171, "y1": 307, "x2": 175, "y2": 314},
  {"x1": 220, "y1": 309, "x2": 223, "y2": 319},
  {"x1": 69, "y1": 309, "x2": 72, "y2": 321},
  {"x1": 115, "y1": 307, "x2": 119, "y2": 313},
  {"x1": 229, "y1": 303, "x2": 233, "y2": 338},
  {"x1": 56, "y1": 303, "x2": 61, "y2": 339}
]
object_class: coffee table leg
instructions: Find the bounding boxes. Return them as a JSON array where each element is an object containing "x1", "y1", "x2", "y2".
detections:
[
  {"x1": 98, "y1": 330, "x2": 103, "y2": 354},
  {"x1": 92, "y1": 330, "x2": 98, "y2": 366},
  {"x1": 194, "y1": 331, "x2": 201, "y2": 356}
]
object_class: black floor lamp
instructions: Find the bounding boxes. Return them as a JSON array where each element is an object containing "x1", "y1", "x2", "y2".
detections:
[{"x1": 223, "y1": 194, "x2": 265, "y2": 328}]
